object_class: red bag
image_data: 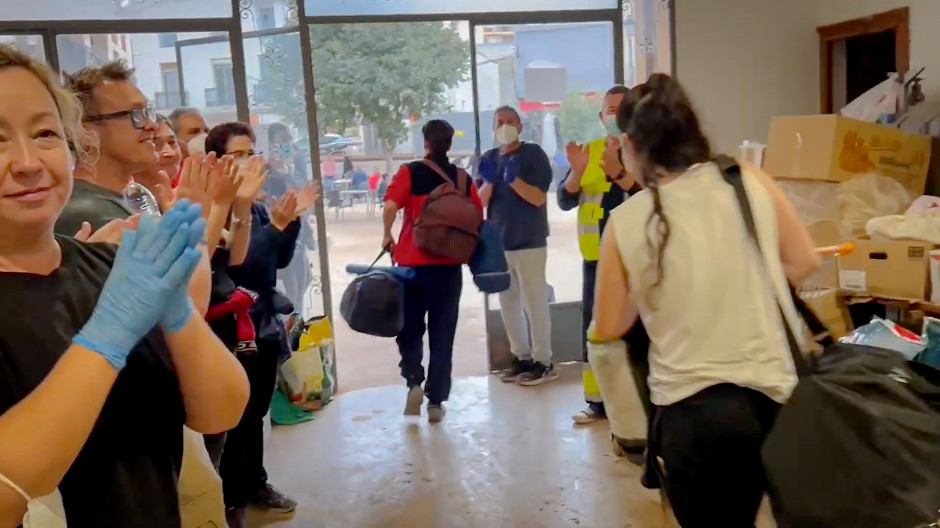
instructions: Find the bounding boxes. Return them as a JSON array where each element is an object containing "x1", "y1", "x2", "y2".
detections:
[{"x1": 413, "y1": 159, "x2": 482, "y2": 264}]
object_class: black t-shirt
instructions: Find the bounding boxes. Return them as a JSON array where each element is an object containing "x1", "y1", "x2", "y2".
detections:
[
  {"x1": 55, "y1": 180, "x2": 133, "y2": 236},
  {"x1": 0, "y1": 236, "x2": 185, "y2": 527}
]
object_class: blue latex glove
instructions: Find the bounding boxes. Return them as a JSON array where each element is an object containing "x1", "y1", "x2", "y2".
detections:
[
  {"x1": 502, "y1": 155, "x2": 519, "y2": 185},
  {"x1": 478, "y1": 154, "x2": 498, "y2": 184},
  {"x1": 152, "y1": 200, "x2": 207, "y2": 334},
  {"x1": 73, "y1": 204, "x2": 204, "y2": 370}
]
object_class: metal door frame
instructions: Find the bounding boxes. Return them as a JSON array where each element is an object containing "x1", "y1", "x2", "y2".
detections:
[{"x1": 0, "y1": 0, "x2": 671, "y2": 383}]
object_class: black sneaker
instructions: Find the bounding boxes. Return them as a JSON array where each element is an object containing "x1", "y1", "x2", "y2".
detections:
[
  {"x1": 250, "y1": 483, "x2": 297, "y2": 514},
  {"x1": 499, "y1": 357, "x2": 536, "y2": 383},
  {"x1": 612, "y1": 434, "x2": 647, "y2": 456},
  {"x1": 517, "y1": 362, "x2": 559, "y2": 386}
]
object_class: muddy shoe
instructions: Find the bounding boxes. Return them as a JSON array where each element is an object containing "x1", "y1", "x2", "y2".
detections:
[
  {"x1": 499, "y1": 357, "x2": 536, "y2": 382},
  {"x1": 250, "y1": 484, "x2": 297, "y2": 515},
  {"x1": 404, "y1": 385, "x2": 424, "y2": 416},
  {"x1": 427, "y1": 404, "x2": 446, "y2": 423}
]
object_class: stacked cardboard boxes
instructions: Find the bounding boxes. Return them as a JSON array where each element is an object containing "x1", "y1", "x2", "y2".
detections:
[{"x1": 765, "y1": 114, "x2": 934, "y2": 300}]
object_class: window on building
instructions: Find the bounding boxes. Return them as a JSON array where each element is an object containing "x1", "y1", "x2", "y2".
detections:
[
  {"x1": 260, "y1": 7, "x2": 276, "y2": 30},
  {"x1": 210, "y1": 60, "x2": 236, "y2": 106},
  {"x1": 158, "y1": 33, "x2": 178, "y2": 48}
]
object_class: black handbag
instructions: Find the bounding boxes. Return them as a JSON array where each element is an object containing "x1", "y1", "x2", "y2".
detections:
[{"x1": 718, "y1": 155, "x2": 940, "y2": 528}]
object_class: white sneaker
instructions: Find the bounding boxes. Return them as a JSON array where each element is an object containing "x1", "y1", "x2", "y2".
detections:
[
  {"x1": 404, "y1": 385, "x2": 424, "y2": 416},
  {"x1": 572, "y1": 404, "x2": 606, "y2": 425}
]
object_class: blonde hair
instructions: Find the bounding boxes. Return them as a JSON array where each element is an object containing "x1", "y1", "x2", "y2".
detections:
[{"x1": 0, "y1": 44, "x2": 98, "y2": 166}]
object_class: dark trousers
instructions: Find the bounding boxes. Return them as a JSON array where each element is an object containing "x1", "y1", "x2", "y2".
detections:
[
  {"x1": 219, "y1": 337, "x2": 281, "y2": 508},
  {"x1": 397, "y1": 265, "x2": 462, "y2": 406},
  {"x1": 582, "y1": 260, "x2": 652, "y2": 415},
  {"x1": 653, "y1": 384, "x2": 780, "y2": 528}
]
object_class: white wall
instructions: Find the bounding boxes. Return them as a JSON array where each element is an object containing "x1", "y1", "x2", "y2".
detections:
[
  {"x1": 674, "y1": 0, "x2": 818, "y2": 153},
  {"x1": 675, "y1": 1, "x2": 940, "y2": 154},
  {"x1": 814, "y1": 1, "x2": 940, "y2": 101}
]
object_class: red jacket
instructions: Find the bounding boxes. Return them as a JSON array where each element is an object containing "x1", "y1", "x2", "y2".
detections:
[{"x1": 385, "y1": 156, "x2": 483, "y2": 267}]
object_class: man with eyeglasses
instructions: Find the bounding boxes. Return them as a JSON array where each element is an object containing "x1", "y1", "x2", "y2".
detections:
[{"x1": 55, "y1": 61, "x2": 160, "y2": 236}]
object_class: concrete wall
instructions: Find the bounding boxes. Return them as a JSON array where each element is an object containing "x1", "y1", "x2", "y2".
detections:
[{"x1": 673, "y1": 0, "x2": 819, "y2": 154}]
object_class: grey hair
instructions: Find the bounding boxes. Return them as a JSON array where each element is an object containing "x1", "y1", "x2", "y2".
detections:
[{"x1": 167, "y1": 107, "x2": 202, "y2": 133}]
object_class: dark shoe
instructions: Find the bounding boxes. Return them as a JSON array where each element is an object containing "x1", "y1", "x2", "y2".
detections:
[
  {"x1": 499, "y1": 357, "x2": 536, "y2": 382},
  {"x1": 611, "y1": 434, "x2": 647, "y2": 456},
  {"x1": 518, "y1": 362, "x2": 560, "y2": 386},
  {"x1": 404, "y1": 385, "x2": 424, "y2": 416},
  {"x1": 225, "y1": 507, "x2": 246, "y2": 528},
  {"x1": 250, "y1": 483, "x2": 297, "y2": 514}
]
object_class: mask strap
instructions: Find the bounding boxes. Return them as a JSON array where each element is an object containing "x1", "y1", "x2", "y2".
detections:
[{"x1": 0, "y1": 472, "x2": 32, "y2": 502}]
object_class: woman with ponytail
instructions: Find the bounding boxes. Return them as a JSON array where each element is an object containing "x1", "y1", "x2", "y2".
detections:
[{"x1": 591, "y1": 74, "x2": 821, "y2": 526}]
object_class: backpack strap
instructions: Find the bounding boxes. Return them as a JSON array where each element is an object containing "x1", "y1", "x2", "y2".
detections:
[
  {"x1": 421, "y1": 159, "x2": 469, "y2": 194},
  {"x1": 455, "y1": 168, "x2": 469, "y2": 195}
]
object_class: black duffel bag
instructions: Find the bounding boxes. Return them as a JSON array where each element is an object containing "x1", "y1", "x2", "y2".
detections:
[
  {"x1": 340, "y1": 252, "x2": 405, "y2": 338},
  {"x1": 719, "y1": 156, "x2": 940, "y2": 528},
  {"x1": 764, "y1": 344, "x2": 940, "y2": 528}
]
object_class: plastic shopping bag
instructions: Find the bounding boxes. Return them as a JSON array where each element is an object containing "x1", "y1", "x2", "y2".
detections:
[{"x1": 280, "y1": 317, "x2": 334, "y2": 411}]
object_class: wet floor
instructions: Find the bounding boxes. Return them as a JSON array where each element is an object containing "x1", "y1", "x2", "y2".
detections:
[{"x1": 254, "y1": 365, "x2": 777, "y2": 528}]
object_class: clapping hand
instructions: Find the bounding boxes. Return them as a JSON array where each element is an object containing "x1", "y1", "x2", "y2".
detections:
[
  {"x1": 73, "y1": 200, "x2": 206, "y2": 370},
  {"x1": 177, "y1": 152, "x2": 228, "y2": 218},
  {"x1": 565, "y1": 141, "x2": 590, "y2": 177},
  {"x1": 478, "y1": 154, "x2": 497, "y2": 184},
  {"x1": 270, "y1": 191, "x2": 299, "y2": 232},
  {"x1": 600, "y1": 136, "x2": 623, "y2": 178},
  {"x1": 234, "y1": 156, "x2": 268, "y2": 204},
  {"x1": 74, "y1": 216, "x2": 142, "y2": 245},
  {"x1": 294, "y1": 182, "x2": 320, "y2": 215}
]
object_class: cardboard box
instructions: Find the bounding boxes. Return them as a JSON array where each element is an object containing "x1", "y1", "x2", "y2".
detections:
[
  {"x1": 838, "y1": 239, "x2": 935, "y2": 300},
  {"x1": 765, "y1": 115, "x2": 932, "y2": 195},
  {"x1": 799, "y1": 288, "x2": 852, "y2": 339}
]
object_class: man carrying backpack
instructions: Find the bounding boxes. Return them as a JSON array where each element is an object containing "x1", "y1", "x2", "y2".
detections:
[{"x1": 383, "y1": 120, "x2": 484, "y2": 423}]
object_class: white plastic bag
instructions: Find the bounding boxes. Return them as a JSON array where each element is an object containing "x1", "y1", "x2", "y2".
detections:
[
  {"x1": 840, "y1": 173, "x2": 914, "y2": 239},
  {"x1": 586, "y1": 333, "x2": 646, "y2": 442}
]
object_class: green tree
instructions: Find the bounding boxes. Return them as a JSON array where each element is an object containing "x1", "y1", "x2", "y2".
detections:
[
  {"x1": 309, "y1": 22, "x2": 470, "y2": 151},
  {"x1": 557, "y1": 93, "x2": 604, "y2": 145}
]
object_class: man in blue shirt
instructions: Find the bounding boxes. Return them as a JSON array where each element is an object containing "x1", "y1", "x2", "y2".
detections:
[{"x1": 479, "y1": 106, "x2": 556, "y2": 385}]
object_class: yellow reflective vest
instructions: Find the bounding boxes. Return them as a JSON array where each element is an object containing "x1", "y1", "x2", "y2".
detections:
[{"x1": 577, "y1": 138, "x2": 613, "y2": 262}]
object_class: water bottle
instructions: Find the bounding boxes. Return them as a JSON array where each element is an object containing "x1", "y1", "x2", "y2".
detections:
[{"x1": 123, "y1": 181, "x2": 161, "y2": 216}]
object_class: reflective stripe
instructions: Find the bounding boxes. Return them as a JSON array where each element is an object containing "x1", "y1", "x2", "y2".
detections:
[
  {"x1": 583, "y1": 364, "x2": 602, "y2": 402},
  {"x1": 577, "y1": 139, "x2": 613, "y2": 261}
]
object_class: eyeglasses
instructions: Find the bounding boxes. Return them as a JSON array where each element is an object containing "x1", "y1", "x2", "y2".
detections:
[
  {"x1": 84, "y1": 106, "x2": 156, "y2": 130},
  {"x1": 226, "y1": 150, "x2": 262, "y2": 159}
]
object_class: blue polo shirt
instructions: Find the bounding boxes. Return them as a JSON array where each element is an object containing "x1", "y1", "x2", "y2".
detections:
[{"x1": 481, "y1": 142, "x2": 553, "y2": 251}]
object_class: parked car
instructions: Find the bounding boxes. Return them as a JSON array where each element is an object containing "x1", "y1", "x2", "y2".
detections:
[{"x1": 319, "y1": 134, "x2": 362, "y2": 154}]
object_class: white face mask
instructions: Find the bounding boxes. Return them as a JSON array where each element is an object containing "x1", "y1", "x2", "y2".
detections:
[
  {"x1": 0, "y1": 473, "x2": 67, "y2": 528},
  {"x1": 495, "y1": 124, "x2": 519, "y2": 146},
  {"x1": 603, "y1": 114, "x2": 620, "y2": 137},
  {"x1": 187, "y1": 133, "x2": 208, "y2": 156}
]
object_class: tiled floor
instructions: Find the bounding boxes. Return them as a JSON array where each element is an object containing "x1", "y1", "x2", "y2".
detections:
[{"x1": 252, "y1": 366, "x2": 774, "y2": 528}]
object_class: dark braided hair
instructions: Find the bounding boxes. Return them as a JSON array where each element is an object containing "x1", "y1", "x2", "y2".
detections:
[{"x1": 616, "y1": 74, "x2": 712, "y2": 295}]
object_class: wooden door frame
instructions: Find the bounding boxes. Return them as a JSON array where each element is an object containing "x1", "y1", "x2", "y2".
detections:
[{"x1": 817, "y1": 7, "x2": 910, "y2": 113}]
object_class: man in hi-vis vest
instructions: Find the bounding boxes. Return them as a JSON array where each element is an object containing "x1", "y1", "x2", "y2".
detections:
[{"x1": 558, "y1": 86, "x2": 647, "y2": 453}]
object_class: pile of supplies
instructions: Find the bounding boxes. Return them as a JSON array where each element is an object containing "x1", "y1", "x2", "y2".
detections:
[{"x1": 762, "y1": 113, "x2": 940, "y2": 304}]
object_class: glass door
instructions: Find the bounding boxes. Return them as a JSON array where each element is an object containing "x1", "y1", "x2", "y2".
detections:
[
  {"x1": 473, "y1": 21, "x2": 617, "y2": 369},
  {"x1": 0, "y1": 34, "x2": 45, "y2": 63},
  {"x1": 176, "y1": 33, "x2": 238, "y2": 126},
  {"x1": 310, "y1": 20, "x2": 478, "y2": 392}
]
